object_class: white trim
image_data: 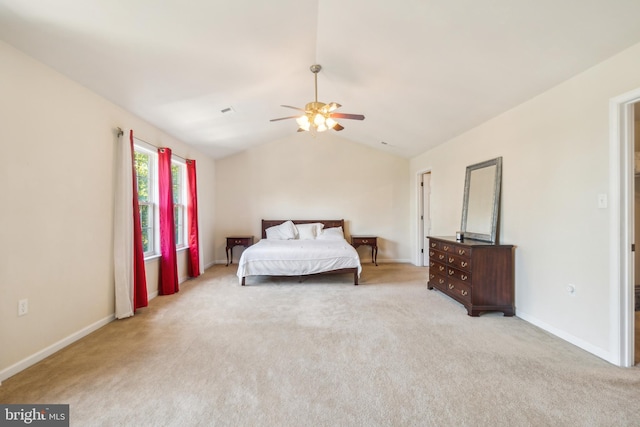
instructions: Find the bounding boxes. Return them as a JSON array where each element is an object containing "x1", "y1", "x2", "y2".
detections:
[
  {"x1": 132, "y1": 138, "x2": 157, "y2": 155},
  {"x1": 609, "y1": 88, "x2": 640, "y2": 367},
  {"x1": 416, "y1": 168, "x2": 432, "y2": 266},
  {"x1": 0, "y1": 314, "x2": 115, "y2": 383},
  {"x1": 517, "y1": 310, "x2": 612, "y2": 362}
]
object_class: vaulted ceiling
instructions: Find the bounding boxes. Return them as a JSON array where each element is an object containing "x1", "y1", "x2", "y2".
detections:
[{"x1": 2, "y1": 0, "x2": 640, "y2": 159}]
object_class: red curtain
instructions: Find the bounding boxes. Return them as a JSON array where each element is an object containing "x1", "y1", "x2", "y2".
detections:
[
  {"x1": 158, "y1": 148, "x2": 179, "y2": 295},
  {"x1": 129, "y1": 130, "x2": 148, "y2": 309},
  {"x1": 186, "y1": 159, "x2": 201, "y2": 277}
]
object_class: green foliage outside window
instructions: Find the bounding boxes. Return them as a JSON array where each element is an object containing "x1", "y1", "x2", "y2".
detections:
[{"x1": 134, "y1": 151, "x2": 152, "y2": 253}]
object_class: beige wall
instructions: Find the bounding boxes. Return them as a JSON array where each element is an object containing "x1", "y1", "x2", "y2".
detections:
[
  {"x1": 214, "y1": 133, "x2": 410, "y2": 264},
  {"x1": 0, "y1": 41, "x2": 216, "y2": 379},
  {"x1": 410, "y1": 41, "x2": 640, "y2": 362}
]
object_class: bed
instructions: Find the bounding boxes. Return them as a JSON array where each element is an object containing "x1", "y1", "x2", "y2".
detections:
[{"x1": 237, "y1": 219, "x2": 362, "y2": 286}]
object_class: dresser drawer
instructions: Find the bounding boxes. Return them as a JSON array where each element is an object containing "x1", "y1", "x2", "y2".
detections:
[
  {"x1": 445, "y1": 280, "x2": 471, "y2": 304},
  {"x1": 352, "y1": 236, "x2": 376, "y2": 246},
  {"x1": 431, "y1": 249, "x2": 447, "y2": 263},
  {"x1": 429, "y1": 274, "x2": 447, "y2": 288},
  {"x1": 447, "y1": 253, "x2": 471, "y2": 272},
  {"x1": 229, "y1": 237, "x2": 252, "y2": 246},
  {"x1": 430, "y1": 260, "x2": 447, "y2": 275},
  {"x1": 446, "y1": 266, "x2": 471, "y2": 283},
  {"x1": 428, "y1": 239, "x2": 441, "y2": 251},
  {"x1": 442, "y1": 243, "x2": 471, "y2": 258}
]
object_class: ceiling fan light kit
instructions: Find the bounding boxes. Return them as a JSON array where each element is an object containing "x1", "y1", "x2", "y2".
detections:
[{"x1": 271, "y1": 64, "x2": 365, "y2": 133}]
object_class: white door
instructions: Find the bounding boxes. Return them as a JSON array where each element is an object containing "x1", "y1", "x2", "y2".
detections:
[{"x1": 422, "y1": 172, "x2": 432, "y2": 266}]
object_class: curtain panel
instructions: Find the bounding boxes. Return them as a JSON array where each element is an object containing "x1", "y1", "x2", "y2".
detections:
[
  {"x1": 114, "y1": 129, "x2": 148, "y2": 319},
  {"x1": 186, "y1": 159, "x2": 200, "y2": 277},
  {"x1": 158, "y1": 148, "x2": 179, "y2": 295}
]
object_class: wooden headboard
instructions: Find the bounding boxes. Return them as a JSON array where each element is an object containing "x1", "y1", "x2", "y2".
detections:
[{"x1": 261, "y1": 219, "x2": 344, "y2": 239}]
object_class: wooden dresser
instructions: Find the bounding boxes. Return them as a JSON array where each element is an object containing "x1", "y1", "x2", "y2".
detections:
[{"x1": 427, "y1": 236, "x2": 515, "y2": 317}]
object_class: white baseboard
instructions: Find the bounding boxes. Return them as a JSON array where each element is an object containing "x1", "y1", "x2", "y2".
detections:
[
  {"x1": 516, "y1": 310, "x2": 613, "y2": 364},
  {"x1": 0, "y1": 276, "x2": 202, "y2": 386},
  {"x1": 0, "y1": 314, "x2": 115, "y2": 384}
]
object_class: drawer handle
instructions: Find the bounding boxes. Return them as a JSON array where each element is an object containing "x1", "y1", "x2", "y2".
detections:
[
  {"x1": 429, "y1": 274, "x2": 434, "y2": 280},
  {"x1": 461, "y1": 290, "x2": 468, "y2": 296},
  {"x1": 448, "y1": 283, "x2": 454, "y2": 290},
  {"x1": 448, "y1": 269, "x2": 454, "y2": 276},
  {"x1": 439, "y1": 279, "x2": 445, "y2": 284},
  {"x1": 362, "y1": 239, "x2": 369, "y2": 243},
  {"x1": 438, "y1": 266, "x2": 445, "y2": 271},
  {"x1": 431, "y1": 243, "x2": 436, "y2": 248},
  {"x1": 429, "y1": 251, "x2": 435, "y2": 257},
  {"x1": 430, "y1": 262, "x2": 435, "y2": 267},
  {"x1": 448, "y1": 257, "x2": 454, "y2": 263},
  {"x1": 461, "y1": 275, "x2": 468, "y2": 281},
  {"x1": 461, "y1": 261, "x2": 468, "y2": 268},
  {"x1": 443, "y1": 245, "x2": 449, "y2": 251},
  {"x1": 458, "y1": 249, "x2": 466, "y2": 255},
  {"x1": 439, "y1": 254, "x2": 445, "y2": 260}
]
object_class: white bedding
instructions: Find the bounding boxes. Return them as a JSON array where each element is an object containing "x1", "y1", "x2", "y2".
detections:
[{"x1": 236, "y1": 238, "x2": 362, "y2": 283}]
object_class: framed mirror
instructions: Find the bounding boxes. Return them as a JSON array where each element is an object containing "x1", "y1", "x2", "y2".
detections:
[{"x1": 460, "y1": 157, "x2": 502, "y2": 243}]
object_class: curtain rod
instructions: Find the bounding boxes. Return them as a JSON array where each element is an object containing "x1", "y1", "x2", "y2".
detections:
[{"x1": 117, "y1": 127, "x2": 187, "y2": 161}]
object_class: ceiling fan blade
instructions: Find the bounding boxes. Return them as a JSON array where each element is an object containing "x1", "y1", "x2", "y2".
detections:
[
  {"x1": 281, "y1": 105, "x2": 306, "y2": 112},
  {"x1": 332, "y1": 123, "x2": 345, "y2": 131},
  {"x1": 329, "y1": 112, "x2": 365, "y2": 120},
  {"x1": 270, "y1": 115, "x2": 300, "y2": 122}
]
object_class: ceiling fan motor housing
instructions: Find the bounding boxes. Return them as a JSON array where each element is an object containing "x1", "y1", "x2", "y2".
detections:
[{"x1": 305, "y1": 101, "x2": 326, "y2": 112}]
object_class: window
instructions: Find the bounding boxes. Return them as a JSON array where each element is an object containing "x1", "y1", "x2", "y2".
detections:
[
  {"x1": 134, "y1": 146, "x2": 157, "y2": 258},
  {"x1": 172, "y1": 160, "x2": 187, "y2": 248},
  {"x1": 133, "y1": 144, "x2": 187, "y2": 258}
]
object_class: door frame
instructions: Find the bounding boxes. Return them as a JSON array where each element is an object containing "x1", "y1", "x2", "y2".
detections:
[
  {"x1": 609, "y1": 88, "x2": 640, "y2": 367},
  {"x1": 417, "y1": 169, "x2": 432, "y2": 266}
]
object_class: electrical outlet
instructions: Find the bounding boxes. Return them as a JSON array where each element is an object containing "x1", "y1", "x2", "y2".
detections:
[
  {"x1": 18, "y1": 299, "x2": 28, "y2": 316},
  {"x1": 597, "y1": 194, "x2": 608, "y2": 209}
]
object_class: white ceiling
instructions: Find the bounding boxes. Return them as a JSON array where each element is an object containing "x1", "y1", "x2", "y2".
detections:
[{"x1": 2, "y1": 0, "x2": 640, "y2": 159}]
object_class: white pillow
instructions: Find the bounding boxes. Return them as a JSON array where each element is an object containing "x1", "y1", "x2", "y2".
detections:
[
  {"x1": 296, "y1": 223, "x2": 324, "y2": 240},
  {"x1": 265, "y1": 220, "x2": 298, "y2": 240},
  {"x1": 317, "y1": 226, "x2": 344, "y2": 240}
]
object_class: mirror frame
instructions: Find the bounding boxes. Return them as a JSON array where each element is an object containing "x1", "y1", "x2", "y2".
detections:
[{"x1": 460, "y1": 157, "x2": 502, "y2": 243}]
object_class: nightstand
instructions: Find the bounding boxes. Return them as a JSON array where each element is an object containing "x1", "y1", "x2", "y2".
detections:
[
  {"x1": 351, "y1": 235, "x2": 378, "y2": 266},
  {"x1": 226, "y1": 236, "x2": 254, "y2": 266}
]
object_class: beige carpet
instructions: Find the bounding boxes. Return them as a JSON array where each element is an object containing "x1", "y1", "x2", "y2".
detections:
[{"x1": 1, "y1": 264, "x2": 639, "y2": 426}]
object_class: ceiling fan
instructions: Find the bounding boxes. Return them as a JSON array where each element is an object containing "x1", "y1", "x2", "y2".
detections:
[{"x1": 270, "y1": 64, "x2": 365, "y2": 132}]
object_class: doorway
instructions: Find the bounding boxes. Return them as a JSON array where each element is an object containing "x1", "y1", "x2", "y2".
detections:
[
  {"x1": 611, "y1": 89, "x2": 640, "y2": 367},
  {"x1": 419, "y1": 171, "x2": 432, "y2": 266}
]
